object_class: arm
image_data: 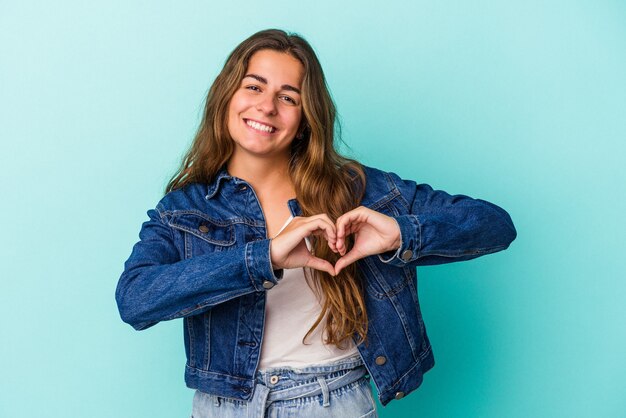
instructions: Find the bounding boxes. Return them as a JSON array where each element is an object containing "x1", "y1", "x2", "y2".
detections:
[
  {"x1": 115, "y1": 207, "x2": 281, "y2": 331},
  {"x1": 380, "y1": 177, "x2": 517, "y2": 267},
  {"x1": 334, "y1": 172, "x2": 517, "y2": 272}
]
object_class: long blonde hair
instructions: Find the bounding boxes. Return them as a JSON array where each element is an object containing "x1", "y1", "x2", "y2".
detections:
[{"x1": 167, "y1": 29, "x2": 367, "y2": 347}]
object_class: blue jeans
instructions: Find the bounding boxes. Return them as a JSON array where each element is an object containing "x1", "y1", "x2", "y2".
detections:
[{"x1": 191, "y1": 355, "x2": 378, "y2": 417}]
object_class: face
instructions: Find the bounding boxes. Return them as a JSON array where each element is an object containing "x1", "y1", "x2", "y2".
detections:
[{"x1": 227, "y1": 49, "x2": 304, "y2": 161}]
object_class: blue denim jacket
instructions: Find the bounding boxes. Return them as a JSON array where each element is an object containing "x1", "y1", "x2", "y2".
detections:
[{"x1": 116, "y1": 165, "x2": 516, "y2": 406}]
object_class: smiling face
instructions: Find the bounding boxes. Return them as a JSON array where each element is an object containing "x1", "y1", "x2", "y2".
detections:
[{"x1": 227, "y1": 49, "x2": 305, "y2": 163}]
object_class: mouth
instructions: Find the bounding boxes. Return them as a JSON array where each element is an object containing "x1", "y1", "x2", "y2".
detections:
[{"x1": 244, "y1": 118, "x2": 277, "y2": 134}]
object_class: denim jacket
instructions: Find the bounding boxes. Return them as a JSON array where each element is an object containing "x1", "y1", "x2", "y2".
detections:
[{"x1": 116, "y1": 165, "x2": 516, "y2": 406}]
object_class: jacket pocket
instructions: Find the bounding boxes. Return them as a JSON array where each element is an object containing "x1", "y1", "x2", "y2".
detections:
[
  {"x1": 362, "y1": 256, "x2": 411, "y2": 300},
  {"x1": 168, "y1": 212, "x2": 236, "y2": 257}
]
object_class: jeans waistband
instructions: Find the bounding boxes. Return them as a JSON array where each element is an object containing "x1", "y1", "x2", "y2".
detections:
[
  {"x1": 256, "y1": 354, "x2": 364, "y2": 384},
  {"x1": 247, "y1": 355, "x2": 366, "y2": 418}
]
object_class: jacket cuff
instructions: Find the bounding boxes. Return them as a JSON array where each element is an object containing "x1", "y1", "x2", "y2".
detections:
[
  {"x1": 378, "y1": 215, "x2": 422, "y2": 267},
  {"x1": 245, "y1": 239, "x2": 283, "y2": 291}
]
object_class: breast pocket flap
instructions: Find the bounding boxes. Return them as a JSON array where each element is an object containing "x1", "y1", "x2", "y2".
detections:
[{"x1": 168, "y1": 212, "x2": 236, "y2": 246}]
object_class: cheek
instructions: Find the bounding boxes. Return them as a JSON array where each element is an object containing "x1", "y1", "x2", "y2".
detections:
[
  {"x1": 226, "y1": 108, "x2": 236, "y2": 133},
  {"x1": 226, "y1": 106, "x2": 243, "y2": 140},
  {"x1": 228, "y1": 90, "x2": 254, "y2": 114},
  {"x1": 288, "y1": 110, "x2": 303, "y2": 131},
  {"x1": 228, "y1": 95, "x2": 242, "y2": 116},
  {"x1": 227, "y1": 96, "x2": 246, "y2": 124}
]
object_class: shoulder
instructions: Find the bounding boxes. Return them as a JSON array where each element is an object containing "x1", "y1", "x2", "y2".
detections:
[
  {"x1": 360, "y1": 165, "x2": 421, "y2": 209},
  {"x1": 154, "y1": 183, "x2": 209, "y2": 215}
]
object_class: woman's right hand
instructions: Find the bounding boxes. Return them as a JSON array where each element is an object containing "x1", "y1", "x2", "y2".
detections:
[{"x1": 269, "y1": 214, "x2": 337, "y2": 276}]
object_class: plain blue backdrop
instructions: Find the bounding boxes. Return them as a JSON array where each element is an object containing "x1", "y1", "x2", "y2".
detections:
[{"x1": 1, "y1": 1, "x2": 625, "y2": 417}]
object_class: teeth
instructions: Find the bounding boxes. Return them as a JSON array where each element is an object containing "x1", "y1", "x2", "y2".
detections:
[{"x1": 246, "y1": 120, "x2": 275, "y2": 133}]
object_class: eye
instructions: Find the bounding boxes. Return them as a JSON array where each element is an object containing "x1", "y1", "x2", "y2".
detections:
[
  {"x1": 245, "y1": 85, "x2": 261, "y2": 92},
  {"x1": 280, "y1": 95, "x2": 298, "y2": 105}
]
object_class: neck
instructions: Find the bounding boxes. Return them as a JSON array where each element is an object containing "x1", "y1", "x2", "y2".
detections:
[{"x1": 227, "y1": 152, "x2": 294, "y2": 195}]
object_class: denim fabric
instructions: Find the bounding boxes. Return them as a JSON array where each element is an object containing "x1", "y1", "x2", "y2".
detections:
[
  {"x1": 116, "y1": 165, "x2": 517, "y2": 405},
  {"x1": 191, "y1": 355, "x2": 376, "y2": 418}
]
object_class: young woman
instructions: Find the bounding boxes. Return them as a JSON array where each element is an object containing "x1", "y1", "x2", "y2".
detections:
[{"x1": 116, "y1": 29, "x2": 516, "y2": 417}]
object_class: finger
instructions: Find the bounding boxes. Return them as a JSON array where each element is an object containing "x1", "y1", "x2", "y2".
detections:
[
  {"x1": 335, "y1": 249, "x2": 365, "y2": 275},
  {"x1": 305, "y1": 256, "x2": 336, "y2": 277},
  {"x1": 308, "y1": 220, "x2": 340, "y2": 253},
  {"x1": 338, "y1": 225, "x2": 351, "y2": 256},
  {"x1": 310, "y1": 227, "x2": 338, "y2": 242},
  {"x1": 336, "y1": 207, "x2": 368, "y2": 235},
  {"x1": 309, "y1": 231, "x2": 339, "y2": 254},
  {"x1": 303, "y1": 218, "x2": 337, "y2": 244},
  {"x1": 307, "y1": 225, "x2": 336, "y2": 252},
  {"x1": 336, "y1": 221, "x2": 352, "y2": 255},
  {"x1": 281, "y1": 217, "x2": 334, "y2": 247},
  {"x1": 336, "y1": 207, "x2": 367, "y2": 250},
  {"x1": 272, "y1": 218, "x2": 332, "y2": 263},
  {"x1": 324, "y1": 234, "x2": 338, "y2": 253},
  {"x1": 309, "y1": 213, "x2": 335, "y2": 228},
  {"x1": 337, "y1": 221, "x2": 362, "y2": 256}
]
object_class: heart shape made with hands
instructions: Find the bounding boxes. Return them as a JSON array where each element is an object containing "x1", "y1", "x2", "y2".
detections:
[{"x1": 269, "y1": 206, "x2": 401, "y2": 276}]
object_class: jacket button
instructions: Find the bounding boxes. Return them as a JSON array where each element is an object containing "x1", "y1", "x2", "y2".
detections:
[
  {"x1": 262, "y1": 280, "x2": 275, "y2": 289},
  {"x1": 199, "y1": 224, "x2": 209, "y2": 233},
  {"x1": 395, "y1": 391, "x2": 405, "y2": 400},
  {"x1": 375, "y1": 356, "x2": 387, "y2": 365},
  {"x1": 401, "y1": 250, "x2": 413, "y2": 262}
]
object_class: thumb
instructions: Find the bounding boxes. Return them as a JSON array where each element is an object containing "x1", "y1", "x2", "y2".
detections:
[
  {"x1": 334, "y1": 249, "x2": 364, "y2": 275},
  {"x1": 305, "y1": 256, "x2": 337, "y2": 277}
]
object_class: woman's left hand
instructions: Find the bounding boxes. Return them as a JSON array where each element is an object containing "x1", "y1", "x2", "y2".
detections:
[{"x1": 334, "y1": 206, "x2": 401, "y2": 274}]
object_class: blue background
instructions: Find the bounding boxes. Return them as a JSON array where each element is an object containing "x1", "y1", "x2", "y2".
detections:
[{"x1": 1, "y1": 1, "x2": 625, "y2": 417}]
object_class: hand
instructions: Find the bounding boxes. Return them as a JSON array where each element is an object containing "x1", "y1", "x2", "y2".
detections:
[
  {"x1": 270, "y1": 214, "x2": 338, "y2": 276},
  {"x1": 334, "y1": 206, "x2": 401, "y2": 275}
]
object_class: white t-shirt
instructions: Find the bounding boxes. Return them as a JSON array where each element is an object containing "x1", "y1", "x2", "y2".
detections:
[{"x1": 258, "y1": 217, "x2": 359, "y2": 369}]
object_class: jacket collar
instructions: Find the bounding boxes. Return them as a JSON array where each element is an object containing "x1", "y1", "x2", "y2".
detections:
[
  {"x1": 287, "y1": 199, "x2": 302, "y2": 216},
  {"x1": 205, "y1": 167, "x2": 303, "y2": 216},
  {"x1": 205, "y1": 168, "x2": 235, "y2": 199}
]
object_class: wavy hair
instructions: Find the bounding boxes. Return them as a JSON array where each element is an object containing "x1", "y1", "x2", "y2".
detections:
[{"x1": 166, "y1": 29, "x2": 367, "y2": 347}]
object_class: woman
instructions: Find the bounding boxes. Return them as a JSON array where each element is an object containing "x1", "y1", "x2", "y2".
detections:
[{"x1": 116, "y1": 29, "x2": 516, "y2": 417}]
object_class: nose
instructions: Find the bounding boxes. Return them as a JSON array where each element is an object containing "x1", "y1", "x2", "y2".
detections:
[{"x1": 255, "y1": 94, "x2": 277, "y2": 115}]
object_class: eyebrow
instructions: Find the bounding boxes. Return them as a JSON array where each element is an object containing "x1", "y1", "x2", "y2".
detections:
[{"x1": 243, "y1": 73, "x2": 301, "y2": 94}]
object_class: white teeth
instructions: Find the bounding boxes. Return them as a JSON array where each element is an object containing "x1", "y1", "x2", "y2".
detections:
[{"x1": 246, "y1": 120, "x2": 275, "y2": 133}]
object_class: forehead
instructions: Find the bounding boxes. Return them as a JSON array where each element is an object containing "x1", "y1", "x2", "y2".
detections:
[{"x1": 246, "y1": 50, "x2": 304, "y2": 88}]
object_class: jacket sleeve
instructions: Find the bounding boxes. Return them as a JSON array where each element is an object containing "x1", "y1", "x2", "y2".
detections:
[
  {"x1": 115, "y1": 206, "x2": 281, "y2": 331},
  {"x1": 378, "y1": 172, "x2": 517, "y2": 267}
]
